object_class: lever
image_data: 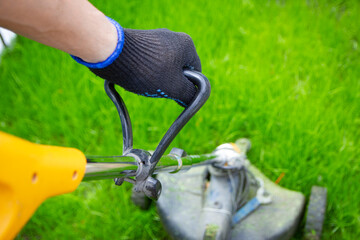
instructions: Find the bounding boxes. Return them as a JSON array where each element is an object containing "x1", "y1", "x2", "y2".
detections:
[{"x1": 104, "y1": 70, "x2": 211, "y2": 199}]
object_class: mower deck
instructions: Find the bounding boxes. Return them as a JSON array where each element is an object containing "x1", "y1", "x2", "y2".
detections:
[{"x1": 157, "y1": 164, "x2": 305, "y2": 240}]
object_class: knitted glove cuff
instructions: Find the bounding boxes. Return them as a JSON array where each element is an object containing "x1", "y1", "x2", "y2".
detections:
[{"x1": 71, "y1": 17, "x2": 124, "y2": 69}]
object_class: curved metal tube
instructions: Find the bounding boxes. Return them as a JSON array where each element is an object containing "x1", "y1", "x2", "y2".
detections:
[
  {"x1": 149, "y1": 70, "x2": 211, "y2": 167},
  {"x1": 102, "y1": 70, "x2": 211, "y2": 187},
  {"x1": 104, "y1": 81, "x2": 133, "y2": 153}
]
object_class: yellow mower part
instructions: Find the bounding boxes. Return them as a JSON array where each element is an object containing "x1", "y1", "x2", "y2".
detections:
[{"x1": 0, "y1": 131, "x2": 86, "y2": 240}]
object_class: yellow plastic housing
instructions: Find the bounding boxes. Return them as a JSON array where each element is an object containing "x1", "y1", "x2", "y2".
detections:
[{"x1": 0, "y1": 132, "x2": 86, "y2": 240}]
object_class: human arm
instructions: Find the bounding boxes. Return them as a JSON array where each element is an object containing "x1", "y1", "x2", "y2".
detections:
[
  {"x1": 0, "y1": 0, "x2": 202, "y2": 106},
  {"x1": 0, "y1": 0, "x2": 117, "y2": 63}
]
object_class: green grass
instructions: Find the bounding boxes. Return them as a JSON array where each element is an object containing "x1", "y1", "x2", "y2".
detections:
[{"x1": 1, "y1": 0, "x2": 359, "y2": 239}]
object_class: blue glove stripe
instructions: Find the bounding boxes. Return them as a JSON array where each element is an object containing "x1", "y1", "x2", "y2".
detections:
[
  {"x1": 141, "y1": 89, "x2": 187, "y2": 107},
  {"x1": 71, "y1": 17, "x2": 124, "y2": 69}
]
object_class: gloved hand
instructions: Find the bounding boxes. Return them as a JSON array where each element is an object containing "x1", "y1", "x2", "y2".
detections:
[{"x1": 72, "y1": 18, "x2": 201, "y2": 107}]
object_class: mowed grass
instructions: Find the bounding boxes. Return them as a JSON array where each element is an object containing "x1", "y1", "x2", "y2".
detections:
[{"x1": 1, "y1": 0, "x2": 359, "y2": 239}]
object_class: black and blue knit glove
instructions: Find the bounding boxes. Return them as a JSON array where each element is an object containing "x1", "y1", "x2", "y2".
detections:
[{"x1": 72, "y1": 18, "x2": 201, "y2": 107}]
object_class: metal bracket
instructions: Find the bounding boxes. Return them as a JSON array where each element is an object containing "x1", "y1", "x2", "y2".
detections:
[{"x1": 168, "y1": 148, "x2": 187, "y2": 174}]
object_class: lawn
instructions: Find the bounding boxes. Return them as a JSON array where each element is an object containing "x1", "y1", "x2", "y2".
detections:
[{"x1": 1, "y1": 0, "x2": 359, "y2": 239}]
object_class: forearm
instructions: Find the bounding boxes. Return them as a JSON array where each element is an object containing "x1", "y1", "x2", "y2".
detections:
[{"x1": 0, "y1": 0, "x2": 117, "y2": 62}]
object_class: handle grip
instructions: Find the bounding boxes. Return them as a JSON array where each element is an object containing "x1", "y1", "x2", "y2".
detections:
[
  {"x1": 150, "y1": 70, "x2": 211, "y2": 165},
  {"x1": 104, "y1": 70, "x2": 210, "y2": 199}
]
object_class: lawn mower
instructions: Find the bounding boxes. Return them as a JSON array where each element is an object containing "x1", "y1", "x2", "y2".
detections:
[
  {"x1": 0, "y1": 70, "x2": 327, "y2": 240},
  {"x1": 89, "y1": 70, "x2": 327, "y2": 239}
]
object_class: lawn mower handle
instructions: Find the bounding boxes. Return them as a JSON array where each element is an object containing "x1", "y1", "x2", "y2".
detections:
[
  {"x1": 84, "y1": 153, "x2": 219, "y2": 181},
  {"x1": 150, "y1": 70, "x2": 211, "y2": 165},
  {"x1": 101, "y1": 70, "x2": 210, "y2": 199}
]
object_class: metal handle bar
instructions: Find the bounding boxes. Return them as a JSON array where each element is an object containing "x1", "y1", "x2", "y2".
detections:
[
  {"x1": 104, "y1": 81, "x2": 133, "y2": 154},
  {"x1": 99, "y1": 70, "x2": 210, "y2": 199},
  {"x1": 149, "y1": 70, "x2": 211, "y2": 165},
  {"x1": 104, "y1": 70, "x2": 210, "y2": 158},
  {"x1": 83, "y1": 153, "x2": 218, "y2": 181}
]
